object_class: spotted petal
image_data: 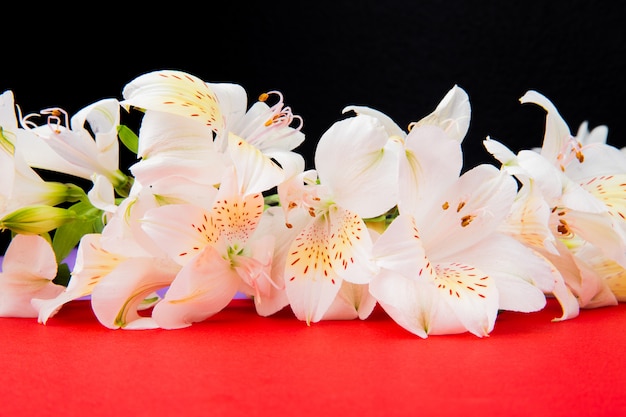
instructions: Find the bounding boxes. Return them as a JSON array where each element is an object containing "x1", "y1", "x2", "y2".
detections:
[
  {"x1": 121, "y1": 70, "x2": 225, "y2": 132},
  {"x1": 141, "y1": 203, "x2": 221, "y2": 266},
  {"x1": 285, "y1": 214, "x2": 343, "y2": 324}
]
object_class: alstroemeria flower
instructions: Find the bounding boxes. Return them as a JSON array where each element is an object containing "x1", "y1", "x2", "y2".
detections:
[
  {"x1": 370, "y1": 164, "x2": 555, "y2": 338},
  {"x1": 139, "y1": 167, "x2": 278, "y2": 328},
  {"x1": 484, "y1": 90, "x2": 626, "y2": 311},
  {"x1": 279, "y1": 114, "x2": 401, "y2": 324},
  {"x1": 343, "y1": 85, "x2": 470, "y2": 215},
  {"x1": 1, "y1": 91, "x2": 86, "y2": 217},
  {"x1": 18, "y1": 97, "x2": 130, "y2": 212},
  {"x1": 0, "y1": 234, "x2": 64, "y2": 318},
  {"x1": 121, "y1": 69, "x2": 305, "y2": 191}
]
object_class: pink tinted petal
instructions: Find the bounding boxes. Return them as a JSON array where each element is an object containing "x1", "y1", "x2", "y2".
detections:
[
  {"x1": 153, "y1": 246, "x2": 241, "y2": 329},
  {"x1": 520, "y1": 90, "x2": 572, "y2": 164},
  {"x1": 341, "y1": 105, "x2": 406, "y2": 138}
]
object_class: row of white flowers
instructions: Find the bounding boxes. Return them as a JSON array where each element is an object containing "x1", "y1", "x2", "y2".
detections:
[{"x1": 1, "y1": 70, "x2": 624, "y2": 337}]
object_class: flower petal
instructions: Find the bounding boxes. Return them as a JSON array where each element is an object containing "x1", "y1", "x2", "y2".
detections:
[
  {"x1": 419, "y1": 164, "x2": 517, "y2": 259},
  {"x1": 141, "y1": 204, "x2": 219, "y2": 265},
  {"x1": 152, "y1": 246, "x2": 241, "y2": 329},
  {"x1": 121, "y1": 69, "x2": 224, "y2": 132},
  {"x1": 228, "y1": 133, "x2": 285, "y2": 196},
  {"x1": 520, "y1": 90, "x2": 572, "y2": 163},
  {"x1": 322, "y1": 281, "x2": 377, "y2": 320},
  {"x1": 414, "y1": 84, "x2": 471, "y2": 142},
  {"x1": 33, "y1": 233, "x2": 123, "y2": 324},
  {"x1": 399, "y1": 125, "x2": 463, "y2": 216},
  {"x1": 315, "y1": 114, "x2": 400, "y2": 218},
  {"x1": 90, "y1": 257, "x2": 178, "y2": 329},
  {"x1": 285, "y1": 215, "x2": 343, "y2": 324},
  {"x1": 0, "y1": 234, "x2": 63, "y2": 317}
]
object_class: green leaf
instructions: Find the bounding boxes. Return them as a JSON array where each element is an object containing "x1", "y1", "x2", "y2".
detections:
[
  {"x1": 117, "y1": 124, "x2": 139, "y2": 154},
  {"x1": 52, "y1": 201, "x2": 104, "y2": 263}
]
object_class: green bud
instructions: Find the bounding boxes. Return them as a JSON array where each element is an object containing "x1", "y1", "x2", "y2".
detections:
[{"x1": 0, "y1": 205, "x2": 79, "y2": 235}]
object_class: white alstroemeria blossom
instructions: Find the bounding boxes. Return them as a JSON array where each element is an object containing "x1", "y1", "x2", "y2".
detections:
[
  {"x1": 278, "y1": 114, "x2": 401, "y2": 324},
  {"x1": 0, "y1": 136, "x2": 77, "y2": 218},
  {"x1": 121, "y1": 69, "x2": 235, "y2": 133},
  {"x1": 225, "y1": 90, "x2": 305, "y2": 179},
  {"x1": 343, "y1": 86, "x2": 469, "y2": 216},
  {"x1": 370, "y1": 164, "x2": 554, "y2": 338},
  {"x1": 1, "y1": 91, "x2": 84, "y2": 216},
  {"x1": 122, "y1": 69, "x2": 305, "y2": 186},
  {"x1": 20, "y1": 98, "x2": 127, "y2": 187},
  {"x1": 0, "y1": 234, "x2": 64, "y2": 317},
  {"x1": 484, "y1": 91, "x2": 626, "y2": 313},
  {"x1": 139, "y1": 168, "x2": 278, "y2": 328}
]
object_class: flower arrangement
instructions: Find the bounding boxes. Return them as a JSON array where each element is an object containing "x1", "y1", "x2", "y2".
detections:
[{"x1": 0, "y1": 69, "x2": 624, "y2": 337}]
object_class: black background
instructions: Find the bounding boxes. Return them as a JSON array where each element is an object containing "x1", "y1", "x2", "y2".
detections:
[{"x1": 1, "y1": 2, "x2": 624, "y2": 182}]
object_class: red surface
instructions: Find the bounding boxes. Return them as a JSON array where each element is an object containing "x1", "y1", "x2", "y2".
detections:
[{"x1": 1, "y1": 298, "x2": 624, "y2": 417}]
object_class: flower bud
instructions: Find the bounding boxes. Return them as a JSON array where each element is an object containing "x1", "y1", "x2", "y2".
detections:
[{"x1": 0, "y1": 205, "x2": 79, "y2": 235}]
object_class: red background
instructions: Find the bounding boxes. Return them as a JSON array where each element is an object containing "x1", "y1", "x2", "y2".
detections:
[{"x1": 1, "y1": 298, "x2": 624, "y2": 417}]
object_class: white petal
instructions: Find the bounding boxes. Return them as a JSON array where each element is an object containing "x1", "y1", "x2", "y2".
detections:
[
  {"x1": 135, "y1": 110, "x2": 217, "y2": 160},
  {"x1": 141, "y1": 204, "x2": 219, "y2": 265},
  {"x1": 399, "y1": 125, "x2": 463, "y2": 216},
  {"x1": 315, "y1": 115, "x2": 400, "y2": 218},
  {"x1": 419, "y1": 164, "x2": 517, "y2": 259},
  {"x1": 228, "y1": 133, "x2": 285, "y2": 195},
  {"x1": 341, "y1": 105, "x2": 407, "y2": 138},
  {"x1": 457, "y1": 233, "x2": 552, "y2": 312},
  {"x1": 322, "y1": 281, "x2": 377, "y2": 320},
  {"x1": 90, "y1": 257, "x2": 178, "y2": 329},
  {"x1": 372, "y1": 214, "x2": 426, "y2": 279},
  {"x1": 152, "y1": 246, "x2": 241, "y2": 329},
  {"x1": 369, "y1": 270, "x2": 432, "y2": 338},
  {"x1": 33, "y1": 233, "x2": 122, "y2": 324},
  {"x1": 415, "y1": 84, "x2": 471, "y2": 142},
  {"x1": 519, "y1": 90, "x2": 572, "y2": 163}
]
